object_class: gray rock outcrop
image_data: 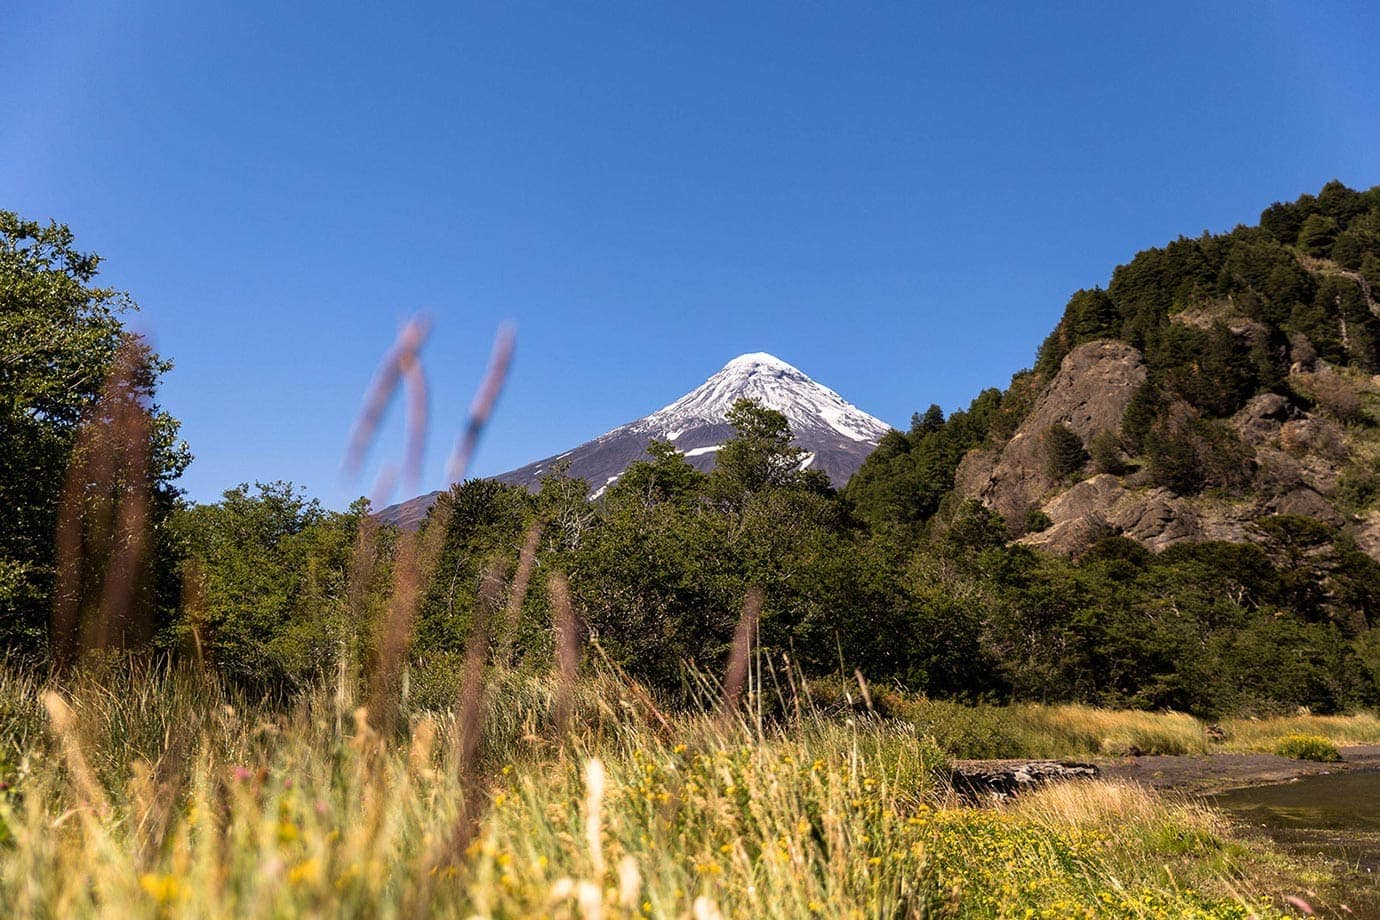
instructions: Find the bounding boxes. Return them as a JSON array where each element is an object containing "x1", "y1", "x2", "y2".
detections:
[
  {"x1": 963, "y1": 341, "x2": 1146, "y2": 523},
  {"x1": 949, "y1": 760, "x2": 1100, "y2": 801}
]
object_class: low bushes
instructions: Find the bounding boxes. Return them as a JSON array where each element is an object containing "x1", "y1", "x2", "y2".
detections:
[{"x1": 1273, "y1": 733, "x2": 1342, "y2": 762}]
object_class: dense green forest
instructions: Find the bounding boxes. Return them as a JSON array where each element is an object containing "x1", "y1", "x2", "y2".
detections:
[{"x1": 6, "y1": 183, "x2": 1380, "y2": 717}]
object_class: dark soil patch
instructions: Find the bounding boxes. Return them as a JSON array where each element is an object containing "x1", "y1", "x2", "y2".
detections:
[{"x1": 1100, "y1": 744, "x2": 1380, "y2": 795}]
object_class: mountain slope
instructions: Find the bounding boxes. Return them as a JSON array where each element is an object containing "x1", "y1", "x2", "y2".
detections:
[
  {"x1": 377, "y1": 353, "x2": 891, "y2": 528},
  {"x1": 848, "y1": 180, "x2": 1380, "y2": 562}
]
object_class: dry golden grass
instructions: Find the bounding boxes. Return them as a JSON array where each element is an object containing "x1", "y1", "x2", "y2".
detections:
[
  {"x1": 882, "y1": 691, "x2": 1380, "y2": 761},
  {"x1": 0, "y1": 665, "x2": 1295, "y2": 919},
  {"x1": 1220, "y1": 711, "x2": 1380, "y2": 752}
]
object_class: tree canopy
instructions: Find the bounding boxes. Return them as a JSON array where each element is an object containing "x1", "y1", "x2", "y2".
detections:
[{"x1": 1, "y1": 211, "x2": 188, "y2": 658}]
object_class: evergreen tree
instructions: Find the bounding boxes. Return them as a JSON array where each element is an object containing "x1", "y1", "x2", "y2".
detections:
[
  {"x1": 606, "y1": 440, "x2": 708, "y2": 509},
  {"x1": 1298, "y1": 213, "x2": 1340, "y2": 257},
  {"x1": 1044, "y1": 424, "x2": 1087, "y2": 481}
]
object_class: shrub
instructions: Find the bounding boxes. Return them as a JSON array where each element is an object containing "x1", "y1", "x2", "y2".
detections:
[
  {"x1": 1334, "y1": 460, "x2": 1380, "y2": 513},
  {"x1": 1273, "y1": 733, "x2": 1342, "y2": 762},
  {"x1": 1299, "y1": 367, "x2": 1369, "y2": 425}
]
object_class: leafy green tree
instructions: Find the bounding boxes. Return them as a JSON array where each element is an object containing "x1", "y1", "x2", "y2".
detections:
[
  {"x1": 1150, "y1": 323, "x2": 1260, "y2": 418},
  {"x1": 1145, "y1": 416, "x2": 1252, "y2": 495},
  {"x1": 910, "y1": 404, "x2": 945, "y2": 436},
  {"x1": 845, "y1": 388, "x2": 1002, "y2": 533},
  {"x1": 174, "y1": 483, "x2": 361, "y2": 692},
  {"x1": 1260, "y1": 199, "x2": 1306, "y2": 245},
  {"x1": 606, "y1": 440, "x2": 708, "y2": 509},
  {"x1": 418, "y1": 478, "x2": 534, "y2": 651},
  {"x1": 1066, "y1": 288, "x2": 1119, "y2": 341},
  {"x1": 1331, "y1": 226, "x2": 1376, "y2": 270},
  {"x1": 709, "y1": 398, "x2": 806, "y2": 503},
  {"x1": 570, "y1": 490, "x2": 736, "y2": 691},
  {"x1": 1366, "y1": 254, "x2": 1380, "y2": 296},
  {"x1": 1316, "y1": 179, "x2": 1368, "y2": 227},
  {"x1": 1088, "y1": 430, "x2": 1126, "y2": 475},
  {"x1": 535, "y1": 463, "x2": 596, "y2": 554},
  {"x1": 0, "y1": 211, "x2": 189, "y2": 658},
  {"x1": 944, "y1": 500, "x2": 1007, "y2": 552}
]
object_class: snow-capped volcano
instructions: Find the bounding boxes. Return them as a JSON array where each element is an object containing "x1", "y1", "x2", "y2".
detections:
[
  {"x1": 376, "y1": 353, "x2": 893, "y2": 528},
  {"x1": 635, "y1": 352, "x2": 891, "y2": 445}
]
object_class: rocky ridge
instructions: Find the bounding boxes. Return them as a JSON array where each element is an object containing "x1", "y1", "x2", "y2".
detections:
[{"x1": 957, "y1": 339, "x2": 1380, "y2": 560}]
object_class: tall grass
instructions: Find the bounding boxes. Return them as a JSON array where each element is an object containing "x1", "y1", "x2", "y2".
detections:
[
  {"x1": 1220, "y1": 712, "x2": 1380, "y2": 752},
  {"x1": 874, "y1": 690, "x2": 1380, "y2": 760},
  {"x1": 0, "y1": 665, "x2": 1290, "y2": 919}
]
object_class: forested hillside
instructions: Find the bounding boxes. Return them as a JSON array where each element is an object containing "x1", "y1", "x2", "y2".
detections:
[{"x1": 849, "y1": 179, "x2": 1380, "y2": 543}]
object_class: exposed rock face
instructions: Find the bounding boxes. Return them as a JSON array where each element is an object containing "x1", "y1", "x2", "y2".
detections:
[
  {"x1": 963, "y1": 340, "x2": 1146, "y2": 523},
  {"x1": 949, "y1": 760, "x2": 1100, "y2": 802},
  {"x1": 1019, "y1": 474, "x2": 1202, "y2": 553},
  {"x1": 1232, "y1": 393, "x2": 1296, "y2": 446},
  {"x1": 953, "y1": 447, "x2": 999, "y2": 501},
  {"x1": 1233, "y1": 391, "x2": 1348, "y2": 499},
  {"x1": 1356, "y1": 510, "x2": 1380, "y2": 562},
  {"x1": 966, "y1": 341, "x2": 1375, "y2": 558},
  {"x1": 1269, "y1": 487, "x2": 1344, "y2": 526}
]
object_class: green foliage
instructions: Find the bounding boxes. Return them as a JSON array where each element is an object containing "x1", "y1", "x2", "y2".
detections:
[
  {"x1": 173, "y1": 483, "x2": 365, "y2": 692},
  {"x1": 1363, "y1": 253, "x2": 1380, "y2": 294},
  {"x1": 1260, "y1": 200, "x2": 1306, "y2": 245},
  {"x1": 1145, "y1": 415, "x2": 1253, "y2": 496},
  {"x1": 1119, "y1": 382, "x2": 1161, "y2": 455},
  {"x1": 606, "y1": 440, "x2": 707, "y2": 509},
  {"x1": 1331, "y1": 224, "x2": 1377, "y2": 270},
  {"x1": 418, "y1": 478, "x2": 534, "y2": 651},
  {"x1": 1088, "y1": 429, "x2": 1126, "y2": 475},
  {"x1": 1044, "y1": 424, "x2": 1087, "y2": 481},
  {"x1": 1025, "y1": 507, "x2": 1053, "y2": 533},
  {"x1": 1035, "y1": 288, "x2": 1121, "y2": 376},
  {"x1": 1335, "y1": 460, "x2": 1380, "y2": 514},
  {"x1": 844, "y1": 389, "x2": 1003, "y2": 532},
  {"x1": 709, "y1": 398, "x2": 806, "y2": 501},
  {"x1": 1273, "y1": 733, "x2": 1341, "y2": 762},
  {"x1": 945, "y1": 500, "x2": 1008, "y2": 551},
  {"x1": 1298, "y1": 214, "x2": 1340, "y2": 257},
  {"x1": 1066, "y1": 287, "x2": 1119, "y2": 341},
  {"x1": 21, "y1": 189, "x2": 1380, "y2": 732},
  {"x1": 0, "y1": 211, "x2": 189, "y2": 658}
]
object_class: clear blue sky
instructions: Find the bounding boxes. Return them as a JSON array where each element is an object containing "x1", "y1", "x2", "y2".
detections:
[{"x1": 4, "y1": 2, "x2": 1378, "y2": 509}]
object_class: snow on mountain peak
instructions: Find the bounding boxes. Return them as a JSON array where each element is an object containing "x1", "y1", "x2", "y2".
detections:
[
  {"x1": 635, "y1": 353, "x2": 893, "y2": 444},
  {"x1": 376, "y1": 350, "x2": 894, "y2": 526},
  {"x1": 721, "y1": 352, "x2": 799, "y2": 373}
]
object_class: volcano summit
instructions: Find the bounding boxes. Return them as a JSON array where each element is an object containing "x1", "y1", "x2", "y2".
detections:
[{"x1": 377, "y1": 353, "x2": 892, "y2": 528}]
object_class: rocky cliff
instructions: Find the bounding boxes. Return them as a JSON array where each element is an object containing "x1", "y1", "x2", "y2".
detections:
[{"x1": 956, "y1": 337, "x2": 1380, "y2": 560}]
